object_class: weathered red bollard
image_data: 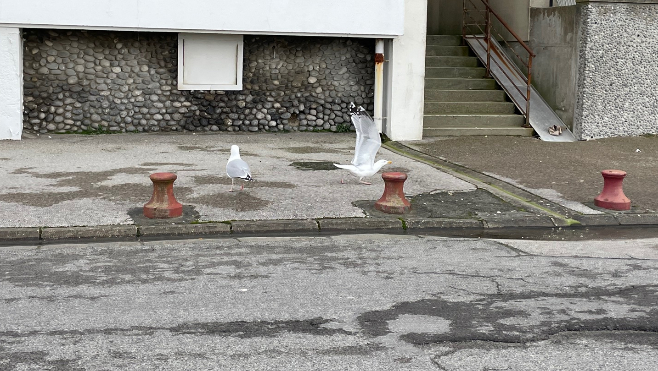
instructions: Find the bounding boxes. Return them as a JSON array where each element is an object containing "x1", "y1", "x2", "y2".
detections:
[
  {"x1": 594, "y1": 170, "x2": 631, "y2": 211},
  {"x1": 144, "y1": 172, "x2": 183, "y2": 218},
  {"x1": 374, "y1": 172, "x2": 411, "y2": 214}
]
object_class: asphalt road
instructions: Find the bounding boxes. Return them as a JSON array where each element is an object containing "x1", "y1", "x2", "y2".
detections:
[{"x1": 1, "y1": 234, "x2": 658, "y2": 370}]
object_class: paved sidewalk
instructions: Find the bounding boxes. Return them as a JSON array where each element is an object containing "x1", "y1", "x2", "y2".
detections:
[
  {"x1": 0, "y1": 132, "x2": 656, "y2": 241},
  {"x1": 401, "y1": 135, "x2": 658, "y2": 214}
]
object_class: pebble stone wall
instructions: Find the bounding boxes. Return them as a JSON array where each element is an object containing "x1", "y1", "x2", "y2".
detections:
[
  {"x1": 22, "y1": 29, "x2": 375, "y2": 134},
  {"x1": 574, "y1": 3, "x2": 658, "y2": 140}
]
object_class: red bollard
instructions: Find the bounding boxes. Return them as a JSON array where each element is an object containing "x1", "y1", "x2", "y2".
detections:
[
  {"x1": 375, "y1": 172, "x2": 411, "y2": 214},
  {"x1": 594, "y1": 170, "x2": 631, "y2": 211},
  {"x1": 144, "y1": 172, "x2": 183, "y2": 218}
]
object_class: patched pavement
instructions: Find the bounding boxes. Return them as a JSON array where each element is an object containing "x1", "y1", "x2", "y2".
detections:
[
  {"x1": 0, "y1": 132, "x2": 473, "y2": 228},
  {"x1": 1, "y1": 235, "x2": 657, "y2": 370},
  {"x1": 402, "y1": 135, "x2": 658, "y2": 214},
  {"x1": 1, "y1": 132, "x2": 657, "y2": 240}
]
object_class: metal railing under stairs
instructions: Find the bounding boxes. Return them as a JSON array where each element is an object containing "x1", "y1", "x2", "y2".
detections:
[
  {"x1": 462, "y1": 0, "x2": 534, "y2": 127},
  {"x1": 461, "y1": 0, "x2": 576, "y2": 142}
]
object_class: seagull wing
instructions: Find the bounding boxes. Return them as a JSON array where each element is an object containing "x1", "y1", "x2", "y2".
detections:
[
  {"x1": 351, "y1": 107, "x2": 380, "y2": 168},
  {"x1": 226, "y1": 158, "x2": 252, "y2": 180},
  {"x1": 349, "y1": 104, "x2": 363, "y2": 165}
]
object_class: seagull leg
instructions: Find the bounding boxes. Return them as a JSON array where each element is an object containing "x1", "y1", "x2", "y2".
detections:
[
  {"x1": 240, "y1": 183, "x2": 244, "y2": 191},
  {"x1": 229, "y1": 178, "x2": 234, "y2": 192},
  {"x1": 359, "y1": 177, "x2": 372, "y2": 185},
  {"x1": 340, "y1": 178, "x2": 345, "y2": 184}
]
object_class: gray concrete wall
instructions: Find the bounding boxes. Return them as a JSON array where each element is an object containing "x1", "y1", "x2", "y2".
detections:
[
  {"x1": 427, "y1": 0, "x2": 463, "y2": 35},
  {"x1": 490, "y1": 0, "x2": 530, "y2": 41},
  {"x1": 491, "y1": 6, "x2": 575, "y2": 128},
  {"x1": 527, "y1": 7, "x2": 578, "y2": 129},
  {"x1": 574, "y1": 1, "x2": 658, "y2": 139},
  {"x1": 431, "y1": 0, "x2": 530, "y2": 38},
  {"x1": 427, "y1": 0, "x2": 441, "y2": 35}
]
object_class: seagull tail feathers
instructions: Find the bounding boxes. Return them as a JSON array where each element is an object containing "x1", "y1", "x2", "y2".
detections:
[{"x1": 334, "y1": 163, "x2": 355, "y2": 170}]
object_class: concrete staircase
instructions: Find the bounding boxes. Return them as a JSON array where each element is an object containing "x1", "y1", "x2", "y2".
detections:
[{"x1": 423, "y1": 35, "x2": 534, "y2": 137}]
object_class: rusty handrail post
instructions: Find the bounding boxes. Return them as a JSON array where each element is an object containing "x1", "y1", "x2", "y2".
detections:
[
  {"x1": 525, "y1": 54, "x2": 533, "y2": 127},
  {"x1": 485, "y1": 6, "x2": 491, "y2": 78},
  {"x1": 480, "y1": 0, "x2": 534, "y2": 56},
  {"x1": 461, "y1": 0, "x2": 536, "y2": 126},
  {"x1": 462, "y1": 0, "x2": 466, "y2": 45}
]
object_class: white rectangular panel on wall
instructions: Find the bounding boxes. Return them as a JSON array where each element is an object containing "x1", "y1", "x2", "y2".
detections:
[{"x1": 178, "y1": 33, "x2": 243, "y2": 91}]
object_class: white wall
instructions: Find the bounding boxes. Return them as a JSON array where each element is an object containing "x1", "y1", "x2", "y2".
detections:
[
  {"x1": 0, "y1": 0, "x2": 404, "y2": 37},
  {"x1": 0, "y1": 27, "x2": 22, "y2": 140},
  {"x1": 385, "y1": 0, "x2": 427, "y2": 141}
]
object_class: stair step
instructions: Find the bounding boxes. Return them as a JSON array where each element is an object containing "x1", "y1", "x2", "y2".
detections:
[
  {"x1": 426, "y1": 56, "x2": 480, "y2": 67},
  {"x1": 426, "y1": 45, "x2": 472, "y2": 57},
  {"x1": 423, "y1": 127, "x2": 535, "y2": 137},
  {"x1": 424, "y1": 102, "x2": 517, "y2": 115},
  {"x1": 425, "y1": 67, "x2": 486, "y2": 78},
  {"x1": 424, "y1": 89, "x2": 508, "y2": 102},
  {"x1": 423, "y1": 114, "x2": 527, "y2": 128},
  {"x1": 425, "y1": 78, "x2": 498, "y2": 90},
  {"x1": 426, "y1": 35, "x2": 463, "y2": 46},
  {"x1": 422, "y1": 39, "x2": 530, "y2": 137}
]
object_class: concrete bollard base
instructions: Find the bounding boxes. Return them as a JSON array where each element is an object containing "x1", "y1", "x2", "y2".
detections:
[
  {"x1": 144, "y1": 172, "x2": 183, "y2": 219},
  {"x1": 375, "y1": 172, "x2": 411, "y2": 214},
  {"x1": 594, "y1": 169, "x2": 631, "y2": 211}
]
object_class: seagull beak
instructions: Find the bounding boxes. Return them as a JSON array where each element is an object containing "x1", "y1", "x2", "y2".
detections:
[{"x1": 387, "y1": 161, "x2": 392, "y2": 164}]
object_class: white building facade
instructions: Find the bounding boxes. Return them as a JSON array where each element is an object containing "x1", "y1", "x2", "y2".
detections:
[{"x1": 0, "y1": 0, "x2": 428, "y2": 141}]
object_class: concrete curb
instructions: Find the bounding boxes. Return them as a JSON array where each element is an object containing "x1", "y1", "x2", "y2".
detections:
[
  {"x1": 318, "y1": 218, "x2": 403, "y2": 232},
  {"x1": 0, "y1": 228, "x2": 40, "y2": 241},
  {"x1": 42, "y1": 226, "x2": 138, "y2": 240},
  {"x1": 2, "y1": 212, "x2": 658, "y2": 243},
  {"x1": 231, "y1": 219, "x2": 318, "y2": 234},
  {"x1": 139, "y1": 223, "x2": 231, "y2": 237}
]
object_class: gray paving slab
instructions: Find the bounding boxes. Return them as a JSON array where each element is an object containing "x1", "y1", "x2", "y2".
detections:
[{"x1": 0, "y1": 133, "x2": 474, "y2": 229}]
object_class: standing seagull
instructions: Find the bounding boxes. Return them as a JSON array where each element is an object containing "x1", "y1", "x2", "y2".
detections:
[
  {"x1": 334, "y1": 103, "x2": 391, "y2": 185},
  {"x1": 226, "y1": 145, "x2": 254, "y2": 191}
]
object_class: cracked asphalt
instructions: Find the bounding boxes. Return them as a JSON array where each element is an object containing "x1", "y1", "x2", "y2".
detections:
[{"x1": 1, "y1": 234, "x2": 658, "y2": 370}]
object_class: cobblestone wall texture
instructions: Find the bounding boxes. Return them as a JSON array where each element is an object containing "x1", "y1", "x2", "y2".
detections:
[
  {"x1": 22, "y1": 29, "x2": 375, "y2": 134},
  {"x1": 574, "y1": 4, "x2": 658, "y2": 139}
]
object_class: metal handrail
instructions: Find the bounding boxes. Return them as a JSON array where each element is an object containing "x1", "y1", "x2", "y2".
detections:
[{"x1": 462, "y1": 0, "x2": 536, "y2": 127}]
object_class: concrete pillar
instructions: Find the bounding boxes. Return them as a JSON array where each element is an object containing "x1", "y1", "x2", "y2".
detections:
[
  {"x1": 0, "y1": 27, "x2": 23, "y2": 140},
  {"x1": 573, "y1": 0, "x2": 658, "y2": 139},
  {"x1": 384, "y1": 0, "x2": 427, "y2": 141}
]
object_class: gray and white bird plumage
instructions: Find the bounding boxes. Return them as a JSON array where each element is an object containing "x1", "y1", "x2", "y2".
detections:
[
  {"x1": 226, "y1": 145, "x2": 254, "y2": 191},
  {"x1": 334, "y1": 103, "x2": 391, "y2": 184}
]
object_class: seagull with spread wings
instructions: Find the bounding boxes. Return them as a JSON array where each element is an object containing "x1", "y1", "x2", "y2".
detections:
[
  {"x1": 226, "y1": 145, "x2": 254, "y2": 191},
  {"x1": 334, "y1": 103, "x2": 391, "y2": 185}
]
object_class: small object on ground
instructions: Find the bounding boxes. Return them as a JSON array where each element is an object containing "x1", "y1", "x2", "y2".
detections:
[
  {"x1": 374, "y1": 172, "x2": 411, "y2": 214},
  {"x1": 334, "y1": 103, "x2": 391, "y2": 185},
  {"x1": 226, "y1": 145, "x2": 254, "y2": 192},
  {"x1": 144, "y1": 172, "x2": 183, "y2": 219},
  {"x1": 594, "y1": 169, "x2": 631, "y2": 211},
  {"x1": 548, "y1": 125, "x2": 563, "y2": 136}
]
